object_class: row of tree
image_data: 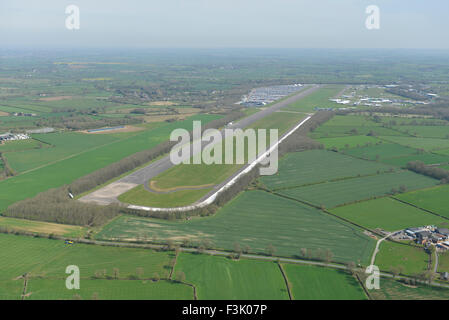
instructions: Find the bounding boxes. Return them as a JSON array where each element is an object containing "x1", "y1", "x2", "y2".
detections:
[{"x1": 406, "y1": 161, "x2": 449, "y2": 183}]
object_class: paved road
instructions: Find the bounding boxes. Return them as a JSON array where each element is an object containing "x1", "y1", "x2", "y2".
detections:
[{"x1": 80, "y1": 84, "x2": 320, "y2": 206}]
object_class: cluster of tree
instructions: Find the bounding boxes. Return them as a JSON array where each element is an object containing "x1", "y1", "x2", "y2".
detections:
[
  {"x1": 406, "y1": 161, "x2": 449, "y2": 183},
  {"x1": 385, "y1": 87, "x2": 430, "y2": 101},
  {"x1": 34, "y1": 114, "x2": 142, "y2": 131},
  {"x1": 0, "y1": 153, "x2": 15, "y2": 179},
  {"x1": 4, "y1": 186, "x2": 121, "y2": 226}
]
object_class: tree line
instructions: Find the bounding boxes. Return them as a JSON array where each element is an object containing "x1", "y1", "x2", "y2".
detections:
[{"x1": 406, "y1": 161, "x2": 449, "y2": 183}]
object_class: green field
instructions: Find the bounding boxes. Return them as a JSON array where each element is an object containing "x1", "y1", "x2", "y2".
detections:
[
  {"x1": 317, "y1": 135, "x2": 381, "y2": 150},
  {"x1": 375, "y1": 241, "x2": 429, "y2": 276},
  {"x1": 395, "y1": 185, "x2": 449, "y2": 219},
  {"x1": 279, "y1": 171, "x2": 439, "y2": 208},
  {"x1": 0, "y1": 114, "x2": 221, "y2": 211},
  {"x1": 309, "y1": 115, "x2": 404, "y2": 139},
  {"x1": 0, "y1": 233, "x2": 173, "y2": 281},
  {"x1": 380, "y1": 153, "x2": 449, "y2": 167},
  {"x1": 282, "y1": 264, "x2": 366, "y2": 300},
  {"x1": 381, "y1": 136, "x2": 449, "y2": 151},
  {"x1": 0, "y1": 217, "x2": 86, "y2": 237},
  {"x1": 260, "y1": 150, "x2": 393, "y2": 190},
  {"x1": 284, "y1": 85, "x2": 344, "y2": 112},
  {"x1": 174, "y1": 253, "x2": 289, "y2": 300},
  {"x1": 437, "y1": 252, "x2": 449, "y2": 273},
  {"x1": 370, "y1": 278, "x2": 449, "y2": 300},
  {"x1": 97, "y1": 191, "x2": 375, "y2": 264},
  {"x1": 24, "y1": 279, "x2": 193, "y2": 300},
  {"x1": 330, "y1": 198, "x2": 449, "y2": 232},
  {"x1": 119, "y1": 185, "x2": 212, "y2": 208},
  {"x1": 0, "y1": 139, "x2": 48, "y2": 153},
  {"x1": 393, "y1": 125, "x2": 449, "y2": 139},
  {"x1": 343, "y1": 143, "x2": 418, "y2": 161}
]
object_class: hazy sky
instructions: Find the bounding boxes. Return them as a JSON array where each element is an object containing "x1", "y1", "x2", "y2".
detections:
[{"x1": 1, "y1": 0, "x2": 448, "y2": 49}]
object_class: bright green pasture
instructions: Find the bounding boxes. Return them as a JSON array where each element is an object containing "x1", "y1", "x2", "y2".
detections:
[
  {"x1": 0, "y1": 114, "x2": 221, "y2": 211},
  {"x1": 393, "y1": 126, "x2": 449, "y2": 139},
  {"x1": 260, "y1": 150, "x2": 393, "y2": 190},
  {"x1": 0, "y1": 233, "x2": 173, "y2": 281},
  {"x1": 284, "y1": 85, "x2": 344, "y2": 112},
  {"x1": 25, "y1": 279, "x2": 193, "y2": 300},
  {"x1": 381, "y1": 136, "x2": 449, "y2": 151},
  {"x1": 279, "y1": 171, "x2": 439, "y2": 208},
  {"x1": 330, "y1": 198, "x2": 448, "y2": 231},
  {"x1": 317, "y1": 135, "x2": 381, "y2": 150},
  {"x1": 0, "y1": 139, "x2": 47, "y2": 153},
  {"x1": 118, "y1": 185, "x2": 212, "y2": 208},
  {"x1": 375, "y1": 241, "x2": 429, "y2": 276},
  {"x1": 97, "y1": 191, "x2": 375, "y2": 264},
  {"x1": 283, "y1": 264, "x2": 366, "y2": 300},
  {"x1": 395, "y1": 185, "x2": 449, "y2": 219},
  {"x1": 5, "y1": 132, "x2": 118, "y2": 172},
  {"x1": 343, "y1": 143, "x2": 417, "y2": 161},
  {"x1": 174, "y1": 253, "x2": 289, "y2": 300},
  {"x1": 380, "y1": 153, "x2": 449, "y2": 167}
]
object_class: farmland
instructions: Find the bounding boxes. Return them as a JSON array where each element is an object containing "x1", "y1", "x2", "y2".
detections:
[
  {"x1": 278, "y1": 171, "x2": 439, "y2": 209},
  {"x1": 0, "y1": 114, "x2": 221, "y2": 211},
  {"x1": 380, "y1": 136, "x2": 449, "y2": 152},
  {"x1": 330, "y1": 197, "x2": 449, "y2": 232},
  {"x1": 0, "y1": 217, "x2": 86, "y2": 237},
  {"x1": 370, "y1": 278, "x2": 449, "y2": 300},
  {"x1": 375, "y1": 241, "x2": 429, "y2": 275},
  {"x1": 395, "y1": 185, "x2": 449, "y2": 219},
  {"x1": 282, "y1": 264, "x2": 366, "y2": 300},
  {"x1": 174, "y1": 253, "x2": 289, "y2": 300},
  {"x1": 260, "y1": 150, "x2": 393, "y2": 190},
  {"x1": 97, "y1": 191, "x2": 376, "y2": 264},
  {"x1": 24, "y1": 279, "x2": 193, "y2": 300}
]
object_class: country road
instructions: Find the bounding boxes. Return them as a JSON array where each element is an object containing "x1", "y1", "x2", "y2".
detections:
[
  {"x1": 80, "y1": 84, "x2": 321, "y2": 207},
  {"x1": 370, "y1": 231, "x2": 399, "y2": 267},
  {"x1": 76, "y1": 237, "x2": 449, "y2": 291}
]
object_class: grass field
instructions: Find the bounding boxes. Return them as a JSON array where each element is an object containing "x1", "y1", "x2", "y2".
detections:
[
  {"x1": 380, "y1": 136, "x2": 449, "y2": 151},
  {"x1": 316, "y1": 135, "x2": 381, "y2": 150},
  {"x1": 393, "y1": 126, "x2": 449, "y2": 139},
  {"x1": 282, "y1": 264, "x2": 366, "y2": 300},
  {"x1": 309, "y1": 115, "x2": 404, "y2": 139},
  {"x1": 437, "y1": 252, "x2": 449, "y2": 273},
  {"x1": 174, "y1": 253, "x2": 289, "y2": 300},
  {"x1": 330, "y1": 198, "x2": 449, "y2": 232},
  {"x1": 0, "y1": 217, "x2": 86, "y2": 237},
  {"x1": 260, "y1": 150, "x2": 393, "y2": 190},
  {"x1": 370, "y1": 278, "x2": 449, "y2": 300},
  {"x1": 284, "y1": 85, "x2": 344, "y2": 112},
  {"x1": 97, "y1": 191, "x2": 376, "y2": 264},
  {"x1": 380, "y1": 153, "x2": 449, "y2": 167},
  {"x1": 0, "y1": 139, "x2": 48, "y2": 153},
  {"x1": 118, "y1": 185, "x2": 212, "y2": 208},
  {"x1": 278, "y1": 171, "x2": 439, "y2": 208},
  {"x1": 0, "y1": 114, "x2": 221, "y2": 211},
  {"x1": 343, "y1": 143, "x2": 418, "y2": 161},
  {"x1": 24, "y1": 279, "x2": 193, "y2": 300},
  {"x1": 375, "y1": 241, "x2": 429, "y2": 276},
  {"x1": 395, "y1": 185, "x2": 449, "y2": 219},
  {"x1": 0, "y1": 233, "x2": 173, "y2": 281}
]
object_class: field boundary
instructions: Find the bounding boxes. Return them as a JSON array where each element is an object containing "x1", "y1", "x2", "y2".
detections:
[{"x1": 278, "y1": 263, "x2": 293, "y2": 300}]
